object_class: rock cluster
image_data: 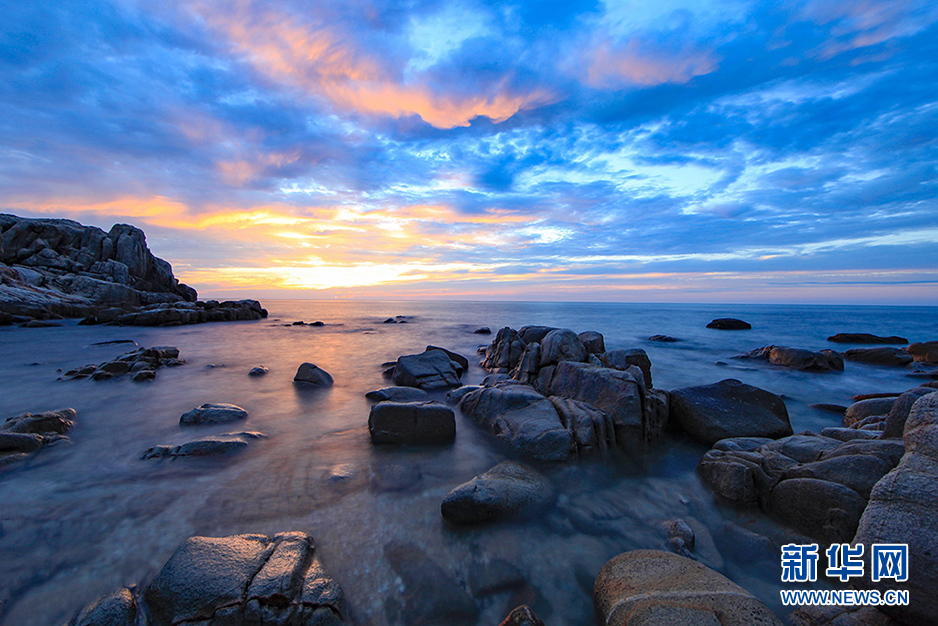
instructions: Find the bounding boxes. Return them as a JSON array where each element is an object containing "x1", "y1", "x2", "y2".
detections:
[
  {"x1": 63, "y1": 345, "x2": 183, "y2": 382},
  {"x1": 737, "y1": 345, "x2": 844, "y2": 371},
  {"x1": 698, "y1": 433, "x2": 904, "y2": 542},
  {"x1": 0, "y1": 214, "x2": 267, "y2": 325},
  {"x1": 467, "y1": 327, "x2": 668, "y2": 459},
  {"x1": 706, "y1": 318, "x2": 751, "y2": 330},
  {"x1": 70, "y1": 532, "x2": 345, "y2": 626},
  {"x1": 0, "y1": 408, "x2": 75, "y2": 468}
]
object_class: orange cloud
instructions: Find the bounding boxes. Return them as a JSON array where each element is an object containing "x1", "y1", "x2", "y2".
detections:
[
  {"x1": 583, "y1": 38, "x2": 717, "y2": 88},
  {"x1": 192, "y1": 2, "x2": 553, "y2": 128}
]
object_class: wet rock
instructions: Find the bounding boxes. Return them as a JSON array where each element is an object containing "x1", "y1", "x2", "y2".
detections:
[
  {"x1": 739, "y1": 345, "x2": 844, "y2": 371},
  {"x1": 844, "y1": 398, "x2": 896, "y2": 427},
  {"x1": 391, "y1": 349, "x2": 463, "y2": 390},
  {"x1": 136, "y1": 532, "x2": 345, "y2": 626},
  {"x1": 498, "y1": 605, "x2": 546, "y2": 626},
  {"x1": 853, "y1": 392, "x2": 938, "y2": 626},
  {"x1": 905, "y1": 341, "x2": 938, "y2": 363},
  {"x1": 0, "y1": 432, "x2": 45, "y2": 453},
  {"x1": 882, "y1": 387, "x2": 936, "y2": 438},
  {"x1": 843, "y1": 347, "x2": 914, "y2": 367},
  {"x1": 368, "y1": 401, "x2": 455, "y2": 445},
  {"x1": 365, "y1": 386, "x2": 429, "y2": 402},
  {"x1": 142, "y1": 432, "x2": 266, "y2": 459},
  {"x1": 2, "y1": 408, "x2": 75, "y2": 434},
  {"x1": 179, "y1": 403, "x2": 248, "y2": 426},
  {"x1": 293, "y1": 362, "x2": 334, "y2": 386},
  {"x1": 593, "y1": 550, "x2": 782, "y2": 626},
  {"x1": 648, "y1": 334, "x2": 679, "y2": 342},
  {"x1": 248, "y1": 366, "x2": 269, "y2": 377},
  {"x1": 131, "y1": 370, "x2": 156, "y2": 382},
  {"x1": 827, "y1": 333, "x2": 909, "y2": 345},
  {"x1": 384, "y1": 541, "x2": 477, "y2": 626},
  {"x1": 441, "y1": 461, "x2": 554, "y2": 524},
  {"x1": 578, "y1": 331, "x2": 606, "y2": 354},
  {"x1": 473, "y1": 326, "x2": 491, "y2": 334},
  {"x1": 669, "y1": 379, "x2": 792, "y2": 445},
  {"x1": 706, "y1": 318, "x2": 752, "y2": 330}
]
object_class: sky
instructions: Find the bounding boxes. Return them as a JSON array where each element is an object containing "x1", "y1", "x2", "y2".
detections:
[{"x1": 1, "y1": 0, "x2": 937, "y2": 304}]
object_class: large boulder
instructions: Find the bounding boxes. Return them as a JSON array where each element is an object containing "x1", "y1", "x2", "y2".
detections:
[
  {"x1": 852, "y1": 392, "x2": 938, "y2": 626},
  {"x1": 441, "y1": 461, "x2": 554, "y2": 524},
  {"x1": 179, "y1": 403, "x2": 248, "y2": 426},
  {"x1": 670, "y1": 379, "x2": 792, "y2": 445},
  {"x1": 843, "y1": 347, "x2": 914, "y2": 367},
  {"x1": 368, "y1": 401, "x2": 456, "y2": 445},
  {"x1": 739, "y1": 346, "x2": 844, "y2": 371},
  {"x1": 593, "y1": 550, "x2": 782, "y2": 625},
  {"x1": 392, "y1": 349, "x2": 463, "y2": 390}
]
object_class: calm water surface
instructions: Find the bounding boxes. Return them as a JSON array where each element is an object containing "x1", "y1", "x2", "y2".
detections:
[{"x1": 0, "y1": 301, "x2": 935, "y2": 625}]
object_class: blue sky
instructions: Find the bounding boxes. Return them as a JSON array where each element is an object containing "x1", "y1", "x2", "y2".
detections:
[{"x1": 2, "y1": 0, "x2": 937, "y2": 303}]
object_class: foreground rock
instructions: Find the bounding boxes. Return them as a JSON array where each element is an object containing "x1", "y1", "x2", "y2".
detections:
[
  {"x1": 852, "y1": 392, "x2": 938, "y2": 626},
  {"x1": 593, "y1": 550, "x2": 782, "y2": 625},
  {"x1": 698, "y1": 433, "x2": 903, "y2": 542},
  {"x1": 390, "y1": 348, "x2": 465, "y2": 390},
  {"x1": 738, "y1": 345, "x2": 844, "y2": 371},
  {"x1": 293, "y1": 363, "x2": 334, "y2": 387},
  {"x1": 180, "y1": 403, "x2": 248, "y2": 426},
  {"x1": 1, "y1": 408, "x2": 75, "y2": 467},
  {"x1": 441, "y1": 461, "x2": 554, "y2": 524},
  {"x1": 0, "y1": 214, "x2": 268, "y2": 324},
  {"x1": 706, "y1": 318, "x2": 751, "y2": 330},
  {"x1": 72, "y1": 532, "x2": 345, "y2": 626},
  {"x1": 142, "y1": 432, "x2": 267, "y2": 459},
  {"x1": 368, "y1": 401, "x2": 455, "y2": 444},
  {"x1": 63, "y1": 345, "x2": 183, "y2": 381},
  {"x1": 669, "y1": 379, "x2": 792, "y2": 445},
  {"x1": 827, "y1": 333, "x2": 909, "y2": 344}
]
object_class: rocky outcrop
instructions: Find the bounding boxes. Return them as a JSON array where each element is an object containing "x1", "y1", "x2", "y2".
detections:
[
  {"x1": 706, "y1": 318, "x2": 751, "y2": 330},
  {"x1": 180, "y1": 403, "x2": 248, "y2": 426},
  {"x1": 827, "y1": 333, "x2": 909, "y2": 344},
  {"x1": 593, "y1": 550, "x2": 782, "y2": 625},
  {"x1": 737, "y1": 346, "x2": 844, "y2": 371},
  {"x1": 0, "y1": 214, "x2": 267, "y2": 325},
  {"x1": 62, "y1": 345, "x2": 183, "y2": 381},
  {"x1": 142, "y1": 432, "x2": 267, "y2": 459},
  {"x1": 368, "y1": 401, "x2": 456, "y2": 444},
  {"x1": 72, "y1": 532, "x2": 345, "y2": 626},
  {"x1": 391, "y1": 348, "x2": 465, "y2": 390},
  {"x1": 852, "y1": 392, "x2": 938, "y2": 626},
  {"x1": 669, "y1": 379, "x2": 792, "y2": 445},
  {"x1": 698, "y1": 433, "x2": 903, "y2": 542},
  {"x1": 440, "y1": 461, "x2": 554, "y2": 524},
  {"x1": 843, "y1": 347, "x2": 914, "y2": 367},
  {"x1": 0, "y1": 408, "x2": 75, "y2": 467}
]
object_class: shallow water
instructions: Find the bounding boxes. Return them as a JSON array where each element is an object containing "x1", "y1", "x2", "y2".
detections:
[{"x1": 0, "y1": 300, "x2": 934, "y2": 625}]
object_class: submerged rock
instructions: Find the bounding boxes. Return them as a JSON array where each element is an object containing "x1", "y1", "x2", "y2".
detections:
[
  {"x1": 441, "y1": 461, "x2": 554, "y2": 524},
  {"x1": 473, "y1": 326, "x2": 491, "y2": 334},
  {"x1": 706, "y1": 318, "x2": 752, "y2": 330},
  {"x1": 248, "y1": 366, "x2": 269, "y2": 377},
  {"x1": 368, "y1": 401, "x2": 455, "y2": 445},
  {"x1": 142, "y1": 432, "x2": 267, "y2": 459},
  {"x1": 593, "y1": 550, "x2": 782, "y2": 626},
  {"x1": 179, "y1": 403, "x2": 248, "y2": 426},
  {"x1": 647, "y1": 334, "x2": 680, "y2": 342},
  {"x1": 293, "y1": 362, "x2": 334, "y2": 386},
  {"x1": 669, "y1": 379, "x2": 792, "y2": 445}
]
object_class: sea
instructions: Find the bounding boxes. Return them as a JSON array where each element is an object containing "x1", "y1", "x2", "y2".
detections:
[{"x1": 0, "y1": 300, "x2": 935, "y2": 625}]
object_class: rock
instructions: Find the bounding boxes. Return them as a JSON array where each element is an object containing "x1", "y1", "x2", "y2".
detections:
[
  {"x1": 578, "y1": 331, "x2": 606, "y2": 354},
  {"x1": 906, "y1": 341, "x2": 938, "y2": 363},
  {"x1": 538, "y1": 328, "x2": 588, "y2": 366},
  {"x1": 782, "y1": 454, "x2": 896, "y2": 499},
  {"x1": 391, "y1": 349, "x2": 463, "y2": 389},
  {"x1": 827, "y1": 333, "x2": 909, "y2": 344},
  {"x1": 647, "y1": 334, "x2": 679, "y2": 342},
  {"x1": 445, "y1": 385, "x2": 479, "y2": 405},
  {"x1": 597, "y1": 348, "x2": 653, "y2": 388},
  {"x1": 0, "y1": 432, "x2": 45, "y2": 453},
  {"x1": 293, "y1": 362, "x2": 334, "y2": 386},
  {"x1": 481, "y1": 327, "x2": 528, "y2": 373},
  {"x1": 368, "y1": 401, "x2": 455, "y2": 445},
  {"x1": 365, "y1": 386, "x2": 429, "y2": 402},
  {"x1": 142, "y1": 432, "x2": 266, "y2": 459},
  {"x1": 68, "y1": 587, "x2": 137, "y2": 626},
  {"x1": 843, "y1": 347, "x2": 914, "y2": 367},
  {"x1": 425, "y1": 345, "x2": 469, "y2": 372},
  {"x1": 593, "y1": 550, "x2": 782, "y2": 626},
  {"x1": 844, "y1": 397, "x2": 896, "y2": 427},
  {"x1": 64, "y1": 345, "x2": 182, "y2": 380},
  {"x1": 498, "y1": 605, "x2": 546, "y2": 626},
  {"x1": 459, "y1": 379, "x2": 573, "y2": 461},
  {"x1": 473, "y1": 326, "x2": 491, "y2": 334},
  {"x1": 882, "y1": 388, "x2": 936, "y2": 438},
  {"x1": 179, "y1": 403, "x2": 248, "y2": 426},
  {"x1": 706, "y1": 318, "x2": 752, "y2": 330},
  {"x1": 2, "y1": 408, "x2": 76, "y2": 434},
  {"x1": 665, "y1": 519, "x2": 696, "y2": 557},
  {"x1": 441, "y1": 461, "x2": 554, "y2": 524},
  {"x1": 105, "y1": 299, "x2": 267, "y2": 326},
  {"x1": 134, "y1": 532, "x2": 345, "y2": 626},
  {"x1": 851, "y1": 392, "x2": 938, "y2": 625},
  {"x1": 811, "y1": 403, "x2": 848, "y2": 414},
  {"x1": 384, "y1": 541, "x2": 477, "y2": 626},
  {"x1": 518, "y1": 325, "x2": 558, "y2": 344},
  {"x1": 248, "y1": 366, "x2": 269, "y2": 377},
  {"x1": 549, "y1": 396, "x2": 618, "y2": 456},
  {"x1": 739, "y1": 346, "x2": 844, "y2": 371},
  {"x1": 132, "y1": 370, "x2": 156, "y2": 382},
  {"x1": 769, "y1": 478, "x2": 867, "y2": 543},
  {"x1": 669, "y1": 379, "x2": 792, "y2": 445},
  {"x1": 819, "y1": 427, "x2": 882, "y2": 442}
]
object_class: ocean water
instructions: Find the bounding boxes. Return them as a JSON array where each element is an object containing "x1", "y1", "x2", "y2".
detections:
[{"x1": 0, "y1": 300, "x2": 935, "y2": 625}]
